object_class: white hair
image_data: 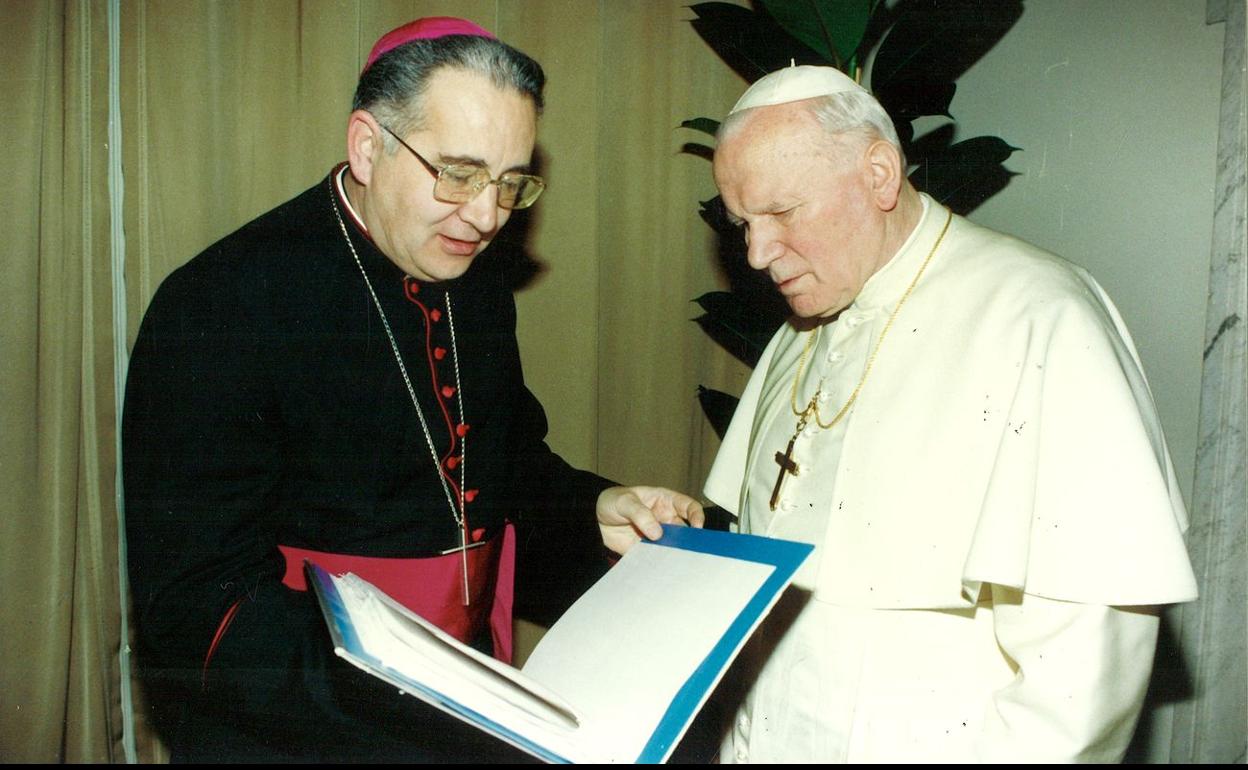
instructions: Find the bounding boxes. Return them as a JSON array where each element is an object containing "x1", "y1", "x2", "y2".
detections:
[{"x1": 719, "y1": 90, "x2": 905, "y2": 166}]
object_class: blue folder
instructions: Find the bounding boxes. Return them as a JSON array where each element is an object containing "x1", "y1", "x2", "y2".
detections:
[{"x1": 309, "y1": 525, "x2": 812, "y2": 764}]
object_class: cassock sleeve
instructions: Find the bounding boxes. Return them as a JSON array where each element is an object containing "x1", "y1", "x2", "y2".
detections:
[{"x1": 976, "y1": 584, "x2": 1160, "y2": 762}]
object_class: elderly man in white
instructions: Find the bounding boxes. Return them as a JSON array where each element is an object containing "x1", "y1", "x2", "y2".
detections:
[{"x1": 704, "y1": 65, "x2": 1197, "y2": 763}]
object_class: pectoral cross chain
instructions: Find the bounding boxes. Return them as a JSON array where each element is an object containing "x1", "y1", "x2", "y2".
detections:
[{"x1": 770, "y1": 435, "x2": 800, "y2": 511}]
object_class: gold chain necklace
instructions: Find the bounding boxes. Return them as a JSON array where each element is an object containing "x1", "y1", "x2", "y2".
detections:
[{"x1": 769, "y1": 208, "x2": 952, "y2": 511}]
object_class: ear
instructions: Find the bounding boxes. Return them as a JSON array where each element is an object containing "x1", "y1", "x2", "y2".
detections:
[
  {"x1": 346, "y1": 109, "x2": 384, "y2": 187},
  {"x1": 864, "y1": 139, "x2": 904, "y2": 212}
]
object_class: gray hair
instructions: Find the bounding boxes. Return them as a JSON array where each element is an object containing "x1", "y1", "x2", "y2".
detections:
[
  {"x1": 720, "y1": 90, "x2": 905, "y2": 165},
  {"x1": 353, "y1": 35, "x2": 545, "y2": 151}
]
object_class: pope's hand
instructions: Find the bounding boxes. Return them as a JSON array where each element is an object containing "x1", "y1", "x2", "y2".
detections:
[{"x1": 597, "y1": 485, "x2": 705, "y2": 555}]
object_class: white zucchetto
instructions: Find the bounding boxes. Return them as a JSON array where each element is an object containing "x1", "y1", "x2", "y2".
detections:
[{"x1": 729, "y1": 64, "x2": 868, "y2": 115}]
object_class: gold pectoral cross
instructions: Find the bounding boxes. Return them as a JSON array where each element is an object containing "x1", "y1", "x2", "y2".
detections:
[
  {"x1": 770, "y1": 435, "x2": 800, "y2": 511},
  {"x1": 771, "y1": 402, "x2": 815, "y2": 512}
]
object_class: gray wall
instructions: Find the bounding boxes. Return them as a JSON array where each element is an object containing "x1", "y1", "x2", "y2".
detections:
[{"x1": 941, "y1": 0, "x2": 1224, "y2": 507}]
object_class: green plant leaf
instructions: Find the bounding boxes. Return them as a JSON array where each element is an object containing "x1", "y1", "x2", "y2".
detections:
[
  {"x1": 680, "y1": 117, "x2": 721, "y2": 137},
  {"x1": 698, "y1": 196, "x2": 738, "y2": 234},
  {"x1": 854, "y1": 0, "x2": 901, "y2": 63},
  {"x1": 909, "y1": 136, "x2": 1020, "y2": 214},
  {"x1": 904, "y1": 122, "x2": 955, "y2": 165},
  {"x1": 689, "y1": 2, "x2": 828, "y2": 82},
  {"x1": 697, "y1": 385, "x2": 741, "y2": 441},
  {"x1": 681, "y1": 142, "x2": 715, "y2": 161},
  {"x1": 758, "y1": 0, "x2": 872, "y2": 68},
  {"x1": 937, "y1": 135, "x2": 1019, "y2": 165},
  {"x1": 871, "y1": 0, "x2": 1022, "y2": 105},
  {"x1": 694, "y1": 291, "x2": 787, "y2": 366},
  {"x1": 876, "y1": 78, "x2": 954, "y2": 153},
  {"x1": 878, "y1": 80, "x2": 955, "y2": 122}
]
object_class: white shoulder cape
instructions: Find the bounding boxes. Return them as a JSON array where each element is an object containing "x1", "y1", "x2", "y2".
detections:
[{"x1": 705, "y1": 201, "x2": 1197, "y2": 609}]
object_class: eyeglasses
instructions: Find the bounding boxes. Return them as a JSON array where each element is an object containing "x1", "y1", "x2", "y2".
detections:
[{"x1": 380, "y1": 125, "x2": 546, "y2": 210}]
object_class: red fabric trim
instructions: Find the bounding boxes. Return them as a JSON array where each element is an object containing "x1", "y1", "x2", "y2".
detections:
[
  {"x1": 403, "y1": 288, "x2": 469, "y2": 542},
  {"x1": 202, "y1": 598, "x2": 244, "y2": 690},
  {"x1": 489, "y1": 523, "x2": 517, "y2": 663}
]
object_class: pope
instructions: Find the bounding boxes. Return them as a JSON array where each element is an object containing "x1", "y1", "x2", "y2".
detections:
[{"x1": 704, "y1": 65, "x2": 1197, "y2": 762}]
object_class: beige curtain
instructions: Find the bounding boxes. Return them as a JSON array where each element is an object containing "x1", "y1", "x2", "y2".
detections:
[
  {"x1": 2, "y1": 0, "x2": 127, "y2": 762},
  {"x1": 3, "y1": 0, "x2": 748, "y2": 761},
  {"x1": 506, "y1": 1, "x2": 751, "y2": 489}
]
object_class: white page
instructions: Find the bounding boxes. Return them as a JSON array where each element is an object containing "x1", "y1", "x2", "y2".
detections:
[
  {"x1": 521, "y1": 543, "x2": 773, "y2": 763},
  {"x1": 333, "y1": 574, "x2": 583, "y2": 756}
]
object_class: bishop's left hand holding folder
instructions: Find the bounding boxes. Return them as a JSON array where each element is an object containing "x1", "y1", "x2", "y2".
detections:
[{"x1": 122, "y1": 17, "x2": 703, "y2": 762}]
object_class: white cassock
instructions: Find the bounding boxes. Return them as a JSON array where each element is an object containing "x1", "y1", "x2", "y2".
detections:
[{"x1": 705, "y1": 194, "x2": 1198, "y2": 763}]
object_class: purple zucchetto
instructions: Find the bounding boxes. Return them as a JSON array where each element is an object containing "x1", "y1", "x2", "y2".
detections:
[{"x1": 363, "y1": 17, "x2": 495, "y2": 73}]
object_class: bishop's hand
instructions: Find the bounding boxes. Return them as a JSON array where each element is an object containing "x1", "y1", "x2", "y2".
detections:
[{"x1": 596, "y1": 485, "x2": 705, "y2": 555}]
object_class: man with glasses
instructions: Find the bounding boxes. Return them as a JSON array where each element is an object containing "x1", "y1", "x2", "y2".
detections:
[{"x1": 123, "y1": 17, "x2": 701, "y2": 761}]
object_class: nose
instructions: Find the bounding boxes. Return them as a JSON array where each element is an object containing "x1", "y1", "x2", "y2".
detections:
[
  {"x1": 745, "y1": 224, "x2": 784, "y2": 271},
  {"x1": 458, "y1": 184, "x2": 502, "y2": 234}
]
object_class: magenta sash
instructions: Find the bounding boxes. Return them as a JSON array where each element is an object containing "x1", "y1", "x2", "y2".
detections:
[{"x1": 277, "y1": 523, "x2": 515, "y2": 663}]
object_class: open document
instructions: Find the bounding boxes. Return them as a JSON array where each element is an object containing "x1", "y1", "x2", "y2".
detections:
[{"x1": 308, "y1": 525, "x2": 812, "y2": 763}]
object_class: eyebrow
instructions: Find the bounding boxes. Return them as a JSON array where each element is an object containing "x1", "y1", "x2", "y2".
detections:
[
  {"x1": 436, "y1": 153, "x2": 533, "y2": 175},
  {"x1": 724, "y1": 200, "x2": 789, "y2": 227}
]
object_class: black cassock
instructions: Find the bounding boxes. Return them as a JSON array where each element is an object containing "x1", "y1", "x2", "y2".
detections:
[{"x1": 123, "y1": 169, "x2": 612, "y2": 761}]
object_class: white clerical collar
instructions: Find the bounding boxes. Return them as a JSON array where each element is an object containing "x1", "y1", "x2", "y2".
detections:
[
  {"x1": 852, "y1": 194, "x2": 946, "y2": 311},
  {"x1": 334, "y1": 164, "x2": 369, "y2": 234}
]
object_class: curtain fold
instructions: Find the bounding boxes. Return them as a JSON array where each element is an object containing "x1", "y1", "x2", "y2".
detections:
[
  {"x1": 593, "y1": 2, "x2": 751, "y2": 492},
  {"x1": 2, "y1": 0, "x2": 124, "y2": 762}
]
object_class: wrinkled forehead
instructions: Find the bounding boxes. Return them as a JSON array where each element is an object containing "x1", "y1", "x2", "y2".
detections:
[{"x1": 715, "y1": 103, "x2": 826, "y2": 179}]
